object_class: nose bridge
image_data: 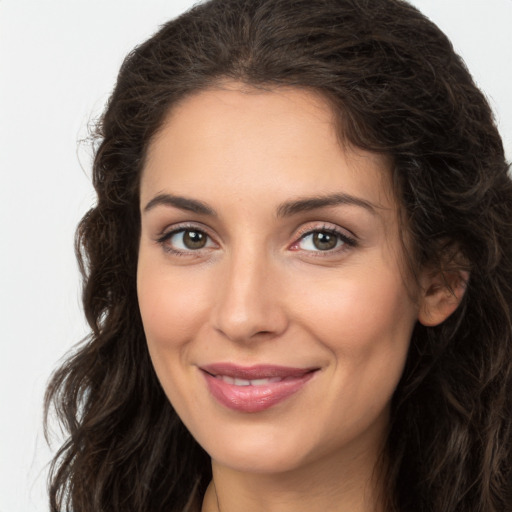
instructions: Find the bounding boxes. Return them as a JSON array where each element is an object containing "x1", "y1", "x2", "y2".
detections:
[{"x1": 213, "y1": 239, "x2": 287, "y2": 342}]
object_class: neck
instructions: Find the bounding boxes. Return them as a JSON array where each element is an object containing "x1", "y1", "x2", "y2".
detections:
[{"x1": 201, "y1": 446, "x2": 388, "y2": 512}]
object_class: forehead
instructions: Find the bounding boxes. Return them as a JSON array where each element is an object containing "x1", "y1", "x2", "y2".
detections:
[{"x1": 141, "y1": 84, "x2": 395, "y2": 214}]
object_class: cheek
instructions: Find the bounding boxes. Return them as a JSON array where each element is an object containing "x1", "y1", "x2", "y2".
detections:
[
  {"x1": 137, "y1": 261, "x2": 211, "y2": 348},
  {"x1": 292, "y1": 269, "x2": 417, "y2": 442},
  {"x1": 136, "y1": 259, "x2": 213, "y2": 411},
  {"x1": 299, "y1": 265, "x2": 416, "y2": 344},
  {"x1": 292, "y1": 264, "x2": 418, "y2": 393}
]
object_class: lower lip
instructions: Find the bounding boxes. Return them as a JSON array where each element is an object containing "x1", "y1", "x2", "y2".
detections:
[{"x1": 202, "y1": 371, "x2": 316, "y2": 413}]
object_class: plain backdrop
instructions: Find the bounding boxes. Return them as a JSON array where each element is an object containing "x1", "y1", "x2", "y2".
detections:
[{"x1": 1, "y1": 1, "x2": 511, "y2": 511}]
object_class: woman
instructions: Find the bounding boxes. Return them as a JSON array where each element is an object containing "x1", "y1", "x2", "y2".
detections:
[{"x1": 45, "y1": 0, "x2": 512, "y2": 510}]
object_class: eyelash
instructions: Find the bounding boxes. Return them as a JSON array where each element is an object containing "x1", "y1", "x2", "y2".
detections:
[
  {"x1": 155, "y1": 223, "x2": 357, "y2": 257},
  {"x1": 156, "y1": 224, "x2": 215, "y2": 257},
  {"x1": 291, "y1": 224, "x2": 357, "y2": 255}
]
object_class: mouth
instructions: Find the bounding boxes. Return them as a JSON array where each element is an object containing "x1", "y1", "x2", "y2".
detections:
[{"x1": 199, "y1": 363, "x2": 319, "y2": 413}]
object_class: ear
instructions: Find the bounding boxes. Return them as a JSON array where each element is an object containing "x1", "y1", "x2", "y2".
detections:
[{"x1": 417, "y1": 268, "x2": 469, "y2": 327}]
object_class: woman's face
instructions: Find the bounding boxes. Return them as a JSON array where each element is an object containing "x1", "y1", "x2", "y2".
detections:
[{"x1": 137, "y1": 84, "x2": 421, "y2": 475}]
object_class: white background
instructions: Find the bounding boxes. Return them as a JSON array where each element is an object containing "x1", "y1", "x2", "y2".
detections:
[{"x1": 1, "y1": 1, "x2": 511, "y2": 511}]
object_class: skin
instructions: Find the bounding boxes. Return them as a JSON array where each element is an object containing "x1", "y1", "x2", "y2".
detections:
[{"x1": 137, "y1": 84, "x2": 463, "y2": 512}]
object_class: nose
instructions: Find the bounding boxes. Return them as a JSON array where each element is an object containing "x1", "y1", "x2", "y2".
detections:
[{"x1": 211, "y1": 247, "x2": 289, "y2": 344}]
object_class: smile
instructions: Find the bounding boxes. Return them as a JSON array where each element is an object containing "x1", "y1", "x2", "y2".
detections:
[
  {"x1": 200, "y1": 363, "x2": 319, "y2": 413},
  {"x1": 216, "y1": 376, "x2": 283, "y2": 386}
]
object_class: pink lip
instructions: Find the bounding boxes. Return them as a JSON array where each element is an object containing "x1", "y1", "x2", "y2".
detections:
[{"x1": 200, "y1": 363, "x2": 318, "y2": 413}]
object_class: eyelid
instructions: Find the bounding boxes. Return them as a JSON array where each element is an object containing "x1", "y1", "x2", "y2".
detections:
[
  {"x1": 155, "y1": 222, "x2": 218, "y2": 255},
  {"x1": 156, "y1": 221, "x2": 211, "y2": 238},
  {"x1": 293, "y1": 222, "x2": 356, "y2": 241},
  {"x1": 289, "y1": 222, "x2": 358, "y2": 253},
  {"x1": 154, "y1": 220, "x2": 357, "y2": 257}
]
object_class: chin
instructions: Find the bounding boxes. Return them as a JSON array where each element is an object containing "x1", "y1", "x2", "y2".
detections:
[
  {"x1": 196, "y1": 420, "x2": 329, "y2": 476},
  {"x1": 211, "y1": 444, "x2": 307, "y2": 475}
]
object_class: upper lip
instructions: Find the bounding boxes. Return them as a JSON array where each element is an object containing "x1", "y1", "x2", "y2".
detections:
[{"x1": 200, "y1": 363, "x2": 318, "y2": 379}]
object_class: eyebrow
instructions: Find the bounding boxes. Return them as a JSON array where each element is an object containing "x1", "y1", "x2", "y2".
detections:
[
  {"x1": 143, "y1": 193, "x2": 216, "y2": 216},
  {"x1": 143, "y1": 192, "x2": 379, "y2": 217},
  {"x1": 276, "y1": 193, "x2": 379, "y2": 217}
]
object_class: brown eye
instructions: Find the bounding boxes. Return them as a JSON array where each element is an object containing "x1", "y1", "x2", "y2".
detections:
[
  {"x1": 294, "y1": 228, "x2": 356, "y2": 253},
  {"x1": 160, "y1": 228, "x2": 214, "y2": 253},
  {"x1": 182, "y1": 230, "x2": 207, "y2": 249},
  {"x1": 312, "y1": 231, "x2": 338, "y2": 251}
]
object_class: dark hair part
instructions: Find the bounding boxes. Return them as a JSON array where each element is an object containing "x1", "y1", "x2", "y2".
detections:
[{"x1": 45, "y1": 0, "x2": 512, "y2": 510}]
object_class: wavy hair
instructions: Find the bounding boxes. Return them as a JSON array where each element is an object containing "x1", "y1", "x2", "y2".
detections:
[{"x1": 45, "y1": 0, "x2": 512, "y2": 510}]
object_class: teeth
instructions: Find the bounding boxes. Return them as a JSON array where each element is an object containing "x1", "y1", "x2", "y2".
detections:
[
  {"x1": 251, "y1": 377, "x2": 281, "y2": 385},
  {"x1": 250, "y1": 378, "x2": 271, "y2": 386},
  {"x1": 219, "y1": 376, "x2": 283, "y2": 386}
]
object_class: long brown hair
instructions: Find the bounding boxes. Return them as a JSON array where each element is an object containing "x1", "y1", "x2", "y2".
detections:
[{"x1": 45, "y1": 0, "x2": 512, "y2": 510}]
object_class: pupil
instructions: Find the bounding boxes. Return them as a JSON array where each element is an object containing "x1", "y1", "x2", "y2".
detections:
[
  {"x1": 184, "y1": 230, "x2": 206, "y2": 249},
  {"x1": 313, "y1": 232, "x2": 337, "y2": 250}
]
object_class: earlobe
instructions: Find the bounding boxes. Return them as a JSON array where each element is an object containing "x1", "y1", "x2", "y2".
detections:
[{"x1": 417, "y1": 269, "x2": 469, "y2": 327}]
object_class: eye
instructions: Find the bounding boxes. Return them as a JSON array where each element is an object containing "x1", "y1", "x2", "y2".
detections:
[
  {"x1": 299, "y1": 231, "x2": 341, "y2": 251},
  {"x1": 158, "y1": 227, "x2": 215, "y2": 254},
  {"x1": 291, "y1": 227, "x2": 357, "y2": 253}
]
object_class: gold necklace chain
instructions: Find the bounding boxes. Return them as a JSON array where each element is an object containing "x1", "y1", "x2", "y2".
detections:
[{"x1": 213, "y1": 481, "x2": 222, "y2": 512}]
